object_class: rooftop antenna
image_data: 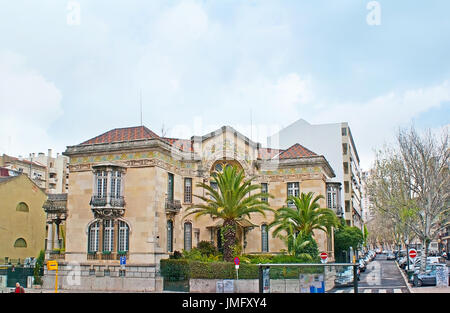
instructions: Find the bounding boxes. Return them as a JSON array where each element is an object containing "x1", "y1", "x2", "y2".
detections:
[
  {"x1": 140, "y1": 89, "x2": 143, "y2": 126},
  {"x1": 250, "y1": 107, "x2": 253, "y2": 141}
]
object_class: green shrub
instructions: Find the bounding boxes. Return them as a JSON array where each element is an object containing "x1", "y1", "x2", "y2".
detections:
[
  {"x1": 197, "y1": 241, "x2": 217, "y2": 256},
  {"x1": 160, "y1": 259, "x2": 190, "y2": 281},
  {"x1": 169, "y1": 250, "x2": 183, "y2": 259},
  {"x1": 33, "y1": 250, "x2": 45, "y2": 285}
]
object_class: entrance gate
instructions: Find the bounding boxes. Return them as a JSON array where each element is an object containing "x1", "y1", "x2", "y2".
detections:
[{"x1": 6, "y1": 267, "x2": 35, "y2": 288}]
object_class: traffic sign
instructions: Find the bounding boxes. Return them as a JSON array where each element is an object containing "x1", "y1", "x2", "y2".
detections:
[
  {"x1": 409, "y1": 249, "x2": 417, "y2": 259},
  {"x1": 320, "y1": 252, "x2": 328, "y2": 263},
  {"x1": 47, "y1": 260, "x2": 58, "y2": 271},
  {"x1": 234, "y1": 257, "x2": 240, "y2": 266},
  {"x1": 120, "y1": 256, "x2": 126, "y2": 265}
]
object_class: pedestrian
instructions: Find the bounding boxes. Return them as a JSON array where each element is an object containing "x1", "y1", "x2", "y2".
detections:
[{"x1": 14, "y1": 282, "x2": 25, "y2": 293}]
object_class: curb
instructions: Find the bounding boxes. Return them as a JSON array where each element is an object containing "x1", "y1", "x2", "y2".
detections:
[{"x1": 395, "y1": 261, "x2": 413, "y2": 293}]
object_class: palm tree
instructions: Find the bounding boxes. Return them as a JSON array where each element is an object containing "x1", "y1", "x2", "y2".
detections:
[
  {"x1": 269, "y1": 192, "x2": 339, "y2": 257},
  {"x1": 184, "y1": 165, "x2": 273, "y2": 261}
]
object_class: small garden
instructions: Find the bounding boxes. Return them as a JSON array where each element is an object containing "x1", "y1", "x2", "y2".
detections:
[{"x1": 160, "y1": 166, "x2": 338, "y2": 284}]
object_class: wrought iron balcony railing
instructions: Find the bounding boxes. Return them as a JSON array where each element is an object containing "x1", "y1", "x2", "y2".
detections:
[
  {"x1": 90, "y1": 194, "x2": 125, "y2": 208},
  {"x1": 165, "y1": 198, "x2": 182, "y2": 213}
]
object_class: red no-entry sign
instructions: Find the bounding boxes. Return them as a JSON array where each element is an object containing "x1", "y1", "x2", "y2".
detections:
[
  {"x1": 320, "y1": 252, "x2": 328, "y2": 260},
  {"x1": 409, "y1": 249, "x2": 417, "y2": 259}
]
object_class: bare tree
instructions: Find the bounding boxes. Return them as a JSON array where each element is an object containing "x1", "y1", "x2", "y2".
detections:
[{"x1": 368, "y1": 126, "x2": 449, "y2": 272}]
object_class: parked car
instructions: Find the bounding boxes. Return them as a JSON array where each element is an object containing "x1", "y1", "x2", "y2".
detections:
[
  {"x1": 413, "y1": 264, "x2": 450, "y2": 287},
  {"x1": 335, "y1": 266, "x2": 359, "y2": 287},
  {"x1": 359, "y1": 259, "x2": 367, "y2": 272},
  {"x1": 386, "y1": 252, "x2": 396, "y2": 260}
]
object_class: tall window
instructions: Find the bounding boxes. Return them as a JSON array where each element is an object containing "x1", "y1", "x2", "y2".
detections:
[
  {"x1": 261, "y1": 224, "x2": 269, "y2": 252},
  {"x1": 287, "y1": 182, "x2": 299, "y2": 207},
  {"x1": 111, "y1": 171, "x2": 122, "y2": 198},
  {"x1": 167, "y1": 220, "x2": 173, "y2": 252},
  {"x1": 88, "y1": 221, "x2": 100, "y2": 252},
  {"x1": 210, "y1": 181, "x2": 218, "y2": 200},
  {"x1": 167, "y1": 173, "x2": 174, "y2": 201},
  {"x1": 103, "y1": 220, "x2": 114, "y2": 252},
  {"x1": 261, "y1": 183, "x2": 268, "y2": 203},
  {"x1": 184, "y1": 178, "x2": 192, "y2": 203},
  {"x1": 117, "y1": 221, "x2": 129, "y2": 252},
  {"x1": 327, "y1": 185, "x2": 338, "y2": 210},
  {"x1": 184, "y1": 222, "x2": 192, "y2": 251},
  {"x1": 96, "y1": 171, "x2": 107, "y2": 197}
]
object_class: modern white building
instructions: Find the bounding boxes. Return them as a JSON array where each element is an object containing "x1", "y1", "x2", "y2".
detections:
[{"x1": 268, "y1": 119, "x2": 363, "y2": 229}]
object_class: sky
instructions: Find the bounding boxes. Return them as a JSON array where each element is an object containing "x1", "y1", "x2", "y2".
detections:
[{"x1": 0, "y1": 0, "x2": 449, "y2": 170}]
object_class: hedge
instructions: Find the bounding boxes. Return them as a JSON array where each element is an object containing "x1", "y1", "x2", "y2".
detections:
[{"x1": 160, "y1": 259, "x2": 323, "y2": 280}]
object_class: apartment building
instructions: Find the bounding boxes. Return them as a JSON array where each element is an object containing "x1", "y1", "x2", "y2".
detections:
[{"x1": 268, "y1": 119, "x2": 363, "y2": 229}]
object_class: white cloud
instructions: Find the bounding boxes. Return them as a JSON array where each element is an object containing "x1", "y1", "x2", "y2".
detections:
[
  {"x1": 0, "y1": 51, "x2": 63, "y2": 156},
  {"x1": 308, "y1": 80, "x2": 450, "y2": 169}
]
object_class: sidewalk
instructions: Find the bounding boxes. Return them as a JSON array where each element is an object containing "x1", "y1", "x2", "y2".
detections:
[{"x1": 410, "y1": 286, "x2": 450, "y2": 293}]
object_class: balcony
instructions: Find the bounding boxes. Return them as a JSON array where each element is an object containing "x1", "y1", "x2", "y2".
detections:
[
  {"x1": 86, "y1": 252, "x2": 128, "y2": 261},
  {"x1": 90, "y1": 194, "x2": 125, "y2": 207},
  {"x1": 90, "y1": 194, "x2": 125, "y2": 218},
  {"x1": 165, "y1": 198, "x2": 182, "y2": 213}
]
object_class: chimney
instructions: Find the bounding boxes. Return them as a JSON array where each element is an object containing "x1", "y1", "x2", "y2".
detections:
[{"x1": 48, "y1": 149, "x2": 52, "y2": 158}]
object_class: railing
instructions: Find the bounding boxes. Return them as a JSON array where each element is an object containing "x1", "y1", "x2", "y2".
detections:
[
  {"x1": 165, "y1": 198, "x2": 182, "y2": 212},
  {"x1": 48, "y1": 252, "x2": 65, "y2": 260},
  {"x1": 90, "y1": 194, "x2": 125, "y2": 207},
  {"x1": 87, "y1": 252, "x2": 128, "y2": 261}
]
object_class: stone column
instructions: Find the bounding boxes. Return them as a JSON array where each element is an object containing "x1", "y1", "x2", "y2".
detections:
[
  {"x1": 46, "y1": 221, "x2": 53, "y2": 251},
  {"x1": 54, "y1": 221, "x2": 60, "y2": 249}
]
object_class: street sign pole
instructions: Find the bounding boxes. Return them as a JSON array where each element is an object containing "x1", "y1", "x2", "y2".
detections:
[
  {"x1": 55, "y1": 268, "x2": 58, "y2": 293},
  {"x1": 353, "y1": 264, "x2": 358, "y2": 294}
]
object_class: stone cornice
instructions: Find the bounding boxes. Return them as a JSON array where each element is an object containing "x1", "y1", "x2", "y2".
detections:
[{"x1": 257, "y1": 155, "x2": 335, "y2": 178}]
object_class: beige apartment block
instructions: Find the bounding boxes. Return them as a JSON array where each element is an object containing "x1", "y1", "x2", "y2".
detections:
[
  {"x1": 45, "y1": 125, "x2": 339, "y2": 291},
  {"x1": 0, "y1": 154, "x2": 47, "y2": 189}
]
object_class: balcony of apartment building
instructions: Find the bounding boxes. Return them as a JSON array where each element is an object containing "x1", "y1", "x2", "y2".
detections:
[
  {"x1": 90, "y1": 193, "x2": 126, "y2": 218},
  {"x1": 165, "y1": 197, "x2": 182, "y2": 214},
  {"x1": 87, "y1": 251, "x2": 128, "y2": 261}
]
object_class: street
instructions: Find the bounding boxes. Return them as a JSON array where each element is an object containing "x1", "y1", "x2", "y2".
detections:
[{"x1": 330, "y1": 254, "x2": 410, "y2": 293}]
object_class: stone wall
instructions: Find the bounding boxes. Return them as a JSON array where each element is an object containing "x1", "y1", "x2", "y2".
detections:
[{"x1": 43, "y1": 263, "x2": 162, "y2": 292}]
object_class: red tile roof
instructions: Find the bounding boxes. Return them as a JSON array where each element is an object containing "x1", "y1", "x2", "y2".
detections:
[
  {"x1": 80, "y1": 126, "x2": 160, "y2": 145},
  {"x1": 258, "y1": 148, "x2": 283, "y2": 160},
  {"x1": 278, "y1": 143, "x2": 318, "y2": 159}
]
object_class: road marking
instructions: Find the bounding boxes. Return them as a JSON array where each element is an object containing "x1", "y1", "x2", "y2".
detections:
[
  {"x1": 334, "y1": 289, "x2": 344, "y2": 293},
  {"x1": 364, "y1": 289, "x2": 371, "y2": 293},
  {"x1": 378, "y1": 289, "x2": 387, "y2": 293},
  {"x1": 393, "y1": 289, "x2": 402, "y2": 293}
]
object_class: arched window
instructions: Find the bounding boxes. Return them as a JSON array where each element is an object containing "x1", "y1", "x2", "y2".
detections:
[
  {"x1": 14, "y1": 238, "x2": 27, "y2": 248},
  {"x1": 103, "y1": 220, "x2": 114, "y2": 252},
  {"x1": 261, "y1": 224, "x2": 269, "y2": 252},
  {"x1": 117, "y1": 220, "x2": 129, "y2": 252},
  {"x1": 184, "y1": 222, "x2": 192, "y2": 251},
  {"x1": 167, "y1": 220, "x2": 173, "y2": 252},
  {"x1": 16, "y1": 202, "x2": 29, "y2": 212},
  {"x1": 88, "y1": 221, "x2": 100, "y2": 252}
]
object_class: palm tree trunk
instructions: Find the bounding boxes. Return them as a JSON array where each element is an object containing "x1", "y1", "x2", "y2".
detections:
[{"x1": 222, "y1": 219, "x2": 237, "y2": 262}]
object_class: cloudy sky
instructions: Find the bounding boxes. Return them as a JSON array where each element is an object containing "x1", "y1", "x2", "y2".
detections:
[{"x1": 0, "y1": 0, "x2": 449, "y2": 169}]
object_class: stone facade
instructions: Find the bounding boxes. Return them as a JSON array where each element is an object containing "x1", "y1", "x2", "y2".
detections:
[
  {"x1": 57, "y1": 125, "x2": 339, "y2": 291},
  {"x1": 0, "y1": 175, "x2": 47, "y2": 261}
]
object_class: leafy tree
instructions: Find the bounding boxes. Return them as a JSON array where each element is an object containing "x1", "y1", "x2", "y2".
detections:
[
  {"x1": 334, "y1": 226, "x2": 364, "y2": 261},
  {"x1": 269, "y1": 192, "x2": 338, "y2": 259},
  {"x1": 368, "y1": 126, "x2": 449, "y2": 272},
  {"x1": 184, "y1": 165, "x2": 273, "y2": 261}
]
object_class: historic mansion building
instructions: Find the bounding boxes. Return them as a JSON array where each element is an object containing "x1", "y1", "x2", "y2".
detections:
[{"x1": 44, "y1": 125, "x2": 341, "y2": 291}]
